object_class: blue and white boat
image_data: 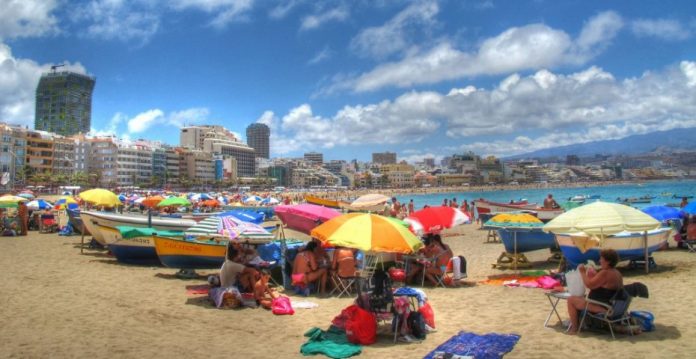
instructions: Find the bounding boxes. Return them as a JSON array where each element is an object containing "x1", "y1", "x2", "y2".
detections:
[
  {"x1": 554, "y1": 228, "x2": 671, "y2": 268},
  {"x1": 497, "y1": 228, "x2": 558, "y2": 253}
]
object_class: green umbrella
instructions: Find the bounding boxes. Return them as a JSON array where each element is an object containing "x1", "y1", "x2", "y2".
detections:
[{"x1": 157, "y1": 197, "x2": 191, "y2": 207}]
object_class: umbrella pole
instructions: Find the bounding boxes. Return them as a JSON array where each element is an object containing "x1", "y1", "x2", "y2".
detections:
[
  {"x1": 81, "y1": 220, "x2": 85, "y2": 254},
  {"x1": 643, "y1": 231, "x2": 649, "y2": 274},
  {"x1": 148, "y1": 209, "x2": 152, "y2": 228},
  {"x1": 513, "y1": 231, "x2": 518, "y2": 275},
  {"x1": 278, "y1": 224, "x2": 289, "y2": 290}
]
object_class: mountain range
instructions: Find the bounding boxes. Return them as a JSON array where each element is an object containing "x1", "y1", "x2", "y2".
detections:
[{"x1": 505, "y1": 127, "x2": 696, "y2": 160}]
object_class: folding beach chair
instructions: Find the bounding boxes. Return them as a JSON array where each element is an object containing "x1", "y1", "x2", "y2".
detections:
[
  {"x1": 39, "y1": 214, "x2": 58, "y2": 233},
  {"x1": 329, "y1": 256, "x2": 359, "y2": 297},
  {"x1": 578, "y1": 283, "x2": 649, "y2": 339}
]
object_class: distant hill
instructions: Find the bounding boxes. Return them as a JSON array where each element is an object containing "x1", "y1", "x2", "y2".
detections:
[{"x1": 505, "y1": 127, "x2": 696, "y2": 160}]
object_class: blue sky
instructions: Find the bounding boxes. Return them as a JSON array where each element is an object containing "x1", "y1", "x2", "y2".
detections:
[{"x1": 1, "y1": 0, "x2": 696, "y2": 163}]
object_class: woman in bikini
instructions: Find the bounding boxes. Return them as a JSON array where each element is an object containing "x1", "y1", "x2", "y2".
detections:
[
  {"x1": 566, "y1": 249, "x2": 623, "y2": 334},
  {"x1": 332, "y1": 247, "x2": 357, "y2": 278},
  {"x1": 292, "y1": 241, "x2": 327, "y2": 295}
]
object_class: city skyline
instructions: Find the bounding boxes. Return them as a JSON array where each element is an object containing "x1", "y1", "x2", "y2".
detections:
[{"x1": 1, "y1": 1, "x2": 695, "y2": 163}]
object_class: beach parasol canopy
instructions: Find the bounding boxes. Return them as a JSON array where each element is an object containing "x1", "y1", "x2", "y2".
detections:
[
  {"x1": 484, "y1": 213, "x2": 544, "y2": 228},
  {"x1": 79, "y1": 188, "x2": 122, "y2": 207},
  {"x1": 157, "y1": 196, "x2": 191, "y2": 207},
  {"x1": 349, "y1": 193, "x2": 390, "y2": 208},
  {"x1": 405, "y1": 206, "x2": 470, "y2": 235},
  {"x1": 190, "y1": 193, "x2": 212, "y2": 201},
  {"x1": 54, "y1": 196, "x2": 78, "y2": 210},
  {"x1": 26, "y1": 199, "x2": 53, "y2": 210},
  {"x1": 220, "y1": 216, "x2": 274, "y2": 240},
  {"x1": 185, "y1": 216, "x2": 224, "y2": 236},
  {"x1": 276, "y1": 204, "x2": 341, "y2": 234},
  {"x1": 543, "y1": 201, "x2": 661, "y2": 236},
  {"x1": 201, "y1": 199, "x2": 221, "y2": 207},
  {"x1": 311, "y1": 213, "x2": 423, "y2": 254},
  {"x1": 243, "y1": 195, "x2": 263, "y2": 204},
  {"x1": 17, "y1": 192, "x2": 35, "y2": 199},
  {"x1": 141, "y1": 195, "x2": 164, "y2": 208},
  {"x1": 642, "y1": 205, "x2": 685, "y2": 222},
  {"x1": 214, "y1": 210, "x2": 264, "y2": 224},
  {"x1": 0, "y1": 195, "x2": 29, "y2": 203},
  {"x1": 260, "y1": 197, "x2": 280, "y2": 205},
  {"x1": 682, "y1": 202, "x2": 696, "y2": 215}
]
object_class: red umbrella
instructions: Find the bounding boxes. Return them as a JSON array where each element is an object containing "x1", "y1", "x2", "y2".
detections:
[
  {"x1": 404, "y1": 206, "x2": 470, "y2": 235},
  {"x1": 201, "y1": 199, "x2": 221, "y2": 207},
  {"x1": 141, "y1": 195, "x2": 164, "y2": 208},
  {"x1": 275, "y1": 204, "x2": 341, "y2": 235}
]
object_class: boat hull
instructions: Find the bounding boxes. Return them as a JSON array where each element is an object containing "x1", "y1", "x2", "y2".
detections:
[
  {"x1": 81, "y1": 211, "x2": 195, "y2": 246},
  {"x1": 475, "y1": 199, "x2": 564, "y2": 221},
  {"x1": 153, "y1": 235, "x2": 226, "y2": 269},
  {"x1": 498, "y1": 229, "x2": 558, "y2": 253},
  {"x1": 555, "y1": 228, "x2": 671, "y2": 268},
  {"x1": 67, "y1": 209, "x2": 90, "y2": 235},
  {"x1": 304, "y1": 195, "x2": 342, "y2": 209}
]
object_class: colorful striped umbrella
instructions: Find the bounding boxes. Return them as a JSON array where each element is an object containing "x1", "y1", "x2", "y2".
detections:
[
  {"x1": 311, "y1": 213, "x2": 423, "y2": 254},
  {"x1": 54, "y1": 196, "x2": 78, "y2": 210},
  {"x1": 484, "y1": 213, "x2": 544, "y2": 229},
  {"x1": 27, "y1": 199, "x2": 53, "y2": 210},
  {"x1": 405, "y1": 206, "x2": 470, "y2": 235}
]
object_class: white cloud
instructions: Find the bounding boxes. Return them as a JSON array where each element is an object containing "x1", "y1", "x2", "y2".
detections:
[
  {"x1": 90, "y1": 113, "x2": 126, "y2": 137},
  {"x1": 277, "y1": 61, "x2": 696, "y2": 157},
  {"x1": 0, "y1": 42, "x2": 87, "y2": 127},
  {"x1": 0, "y1": 0, "x2": 60, "y2": 40},
  {"x1": 322, "y1": 11, "x2": 624, "y2": 93},
  {"x1": 167, "y1": 107, "x2": 210, "y2": 127},
  {"x1": 350, "y1": 0, "x2": 439, "y2": 59},
  {"x1": 308, "y1": 46, "x2": 332, "y2": 65},
  {"x1": 300, "y1": 6, "x2": 348, "y2": 31},
  {"x1": 72, "y1": 0, "x2": 161, "y2": 43},
  {"x1": 269, "y1": 0, "x2": 303, "y2": 19},
  {"x1": 127, "y1": 109, "x2": 165, "y2": 133},
  {"x1": 631, "y1": 18, "x2": 691, "y2": 41}
]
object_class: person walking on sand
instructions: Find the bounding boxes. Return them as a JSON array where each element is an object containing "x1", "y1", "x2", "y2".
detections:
[
  {"x1": 408, "y1": 199, "x2": 414, "y2": 215},
  {"x1": 18, "y1": 201, "x2": 28, "y2": 236}
]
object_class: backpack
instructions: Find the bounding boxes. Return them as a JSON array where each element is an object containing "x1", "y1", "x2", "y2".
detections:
[
  {"x1": 369, "y1": 270, "x2": 393, "y2": 311},
  {"x1": 407, "y1": 311, "x2": 427, "y2": 340}
]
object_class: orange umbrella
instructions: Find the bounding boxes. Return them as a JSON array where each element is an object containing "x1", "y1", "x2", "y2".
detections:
[
  {"x1": 141, "y1": 195, "x2": 164, "y2": 208},
  {"x1": 202, "y1": 199, "x2": 220, "y2": 207}
]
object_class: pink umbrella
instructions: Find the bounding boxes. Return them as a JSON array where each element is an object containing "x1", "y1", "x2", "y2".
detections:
[
  {"x1": 404, "y1": 206, "x2": 470, "y2": 235},
  {"x1": 275, "y1": 204, "x2": 341, "y2": 235}
]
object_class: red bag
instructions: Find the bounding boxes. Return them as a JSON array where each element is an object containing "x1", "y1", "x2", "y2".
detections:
[
  {"x1": 419, "y1": 302, "x2": 435, "y2": 329},
  {"x1": 342, "y1": 305, "x2": 377, "y2": 345},
  {"x1": 388, "y1": 268, "x2": 406, "y2": 282},
  {"x1": 271, "y1": 296, "x2": 294, "y2": 315}
]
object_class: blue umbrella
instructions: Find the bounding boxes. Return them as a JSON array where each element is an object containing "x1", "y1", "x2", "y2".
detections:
[
  {"x1": 682, "y1": 202, "x2": 696, "y2": 215},
  {"x1": 214, "y1": 210, "x2": 264, "y2": 224},
  {"x1": 642, "y1": 205, "x2": 684, "y2": 222},
  {"x1": 27, "y1": 199, "x2": 53, "y2": 210}
]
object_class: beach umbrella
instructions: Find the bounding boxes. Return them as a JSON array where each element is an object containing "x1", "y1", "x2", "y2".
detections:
[
  {"x1": 79, "y1": 188, "x2": 122, "y2": 207},
  {"x1": 17, "y1": 192, "x2": 35, "y2": 199},
  {"x1": 405, "y1": 206, "x2": 470, "y2": 235},
  {"x1": 220, "y1": 216, "x2": 274, "y2": 240},
  {"x1": 349, "y1": 193, "x2": 390, "y2": 208},
  {"x1": 62, "y1": 191, "x2": 72, "y2": 195},
  {"x1": 214, "y1": 210, "x2": 264, "y2": 224},
  {"x1": 157, "y1": 196, "x2": 191, "y2": 207},
  {"x1": 141, "y1": 195, "x2": 165, "y2": 208},
  {"x1": 642, "y1": 205, "x2": 685, "y2": 222},
  {"x1": 260, "y1": 197, "x2": 280, "y2": 205},
  {"x1": 543, "y1": 201, "x2": 661, "y2": 236},
  {"x1": 682, "y1": 202, "x2": 696, "y2": 215},
  {"x1": 201, "y1": 199, "x2": 221, "y2": 207},
  {"x1": 54, "y1": 196, "x2": 78, "y2": 210},
  {"x1": 217, "y1": 196, "x2": 228, "y2": 205},
  {"x1": 26, "y1": 199, "x2": 53, "y2": 210},
  {"x1": 484, "y1": 213, "x2": 544, "y2": 228},
  {"x1": 185, "y1": 216, "x2": 224, "y2": 236},
  {"x1": 190, "y1": 193, "x2": 212, "y2": 201},
  {"x1": 311, "y1": 213, "x2": 423, "y2": 254},
  {"x1": 243, "y1": 195, "x2": 263, "y2": 204},
  {"x1": 0, "y1": 195, "x2": 29, "y2": 203},
  {"x1": 275, "y1": 204, "x2": 341, "y2": 235},
  {"x1": 118, "y1": 194, "x2": 127, "y2": 202}
]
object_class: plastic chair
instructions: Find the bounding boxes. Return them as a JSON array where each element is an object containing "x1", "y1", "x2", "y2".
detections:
[{"x1": 40, "y1": 214, "x2": 58, "y2": 233}]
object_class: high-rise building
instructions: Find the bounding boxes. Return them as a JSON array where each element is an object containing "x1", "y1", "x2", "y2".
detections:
[
  {"x1": 35, "y1": 70, "x2": 96, "y2": 136},
  {"x1": 372, "y1": 152, "x2": 397, "y2": 165},
  {"x1": 180, "y1": 126, "x2": 256, "y2": 177},
  {"x1": 246, "y1": 123, "x2": 270, "y2": 159},
  {"x1": 304, "y1": 151, "x2": 323, "y2": 165}
]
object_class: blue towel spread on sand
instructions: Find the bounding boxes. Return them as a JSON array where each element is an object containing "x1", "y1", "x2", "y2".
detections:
[{"x1": 423, "y1": 331, "x2": 520, "y2": 359}]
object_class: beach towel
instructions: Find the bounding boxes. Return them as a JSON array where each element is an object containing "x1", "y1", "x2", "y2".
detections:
[
  {"x1": 300, "y1": 326, "x2": 362, "y2": 359},
  {"x1": 208, "y1": 286, "x2": 241, "y2": 308},
  {"x1": 481, "y1": 271, "x2": 547, "y2": 287},
  {"x1": 186, "y1": 284, "x2": 210, "y2": 295},
  {"x1": 423, "y1": 331, "x2": 520, "y2": 359}
]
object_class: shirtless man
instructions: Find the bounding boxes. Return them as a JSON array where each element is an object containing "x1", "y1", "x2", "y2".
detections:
[
  {"x1": 292, "y1": 241, "x2": 327, "y2": 295},
  {"x1": 220, "y1": 245, "x2": 258, "y2": 292},
  {"x1": 543, "y1": 194, "x2": 559, "y2": 209}
]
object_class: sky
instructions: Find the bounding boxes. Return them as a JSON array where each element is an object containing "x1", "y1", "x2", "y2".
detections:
[{"x1": 1, "y1": 0, "x2": 696, "y2": 163}]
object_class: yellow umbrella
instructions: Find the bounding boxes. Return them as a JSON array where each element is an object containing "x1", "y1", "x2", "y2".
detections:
[
  {"x1": 543, "y1": 201, "x2": 660, "y2": 236},
  {"x1": 310, "y1": 213, "x2": 423, "y2": 254},
  {"x1": 79, "y1": 188, "x2": 122, "y2": 207},
  {"x1": 0, "y1": 195, "x2": 29, "y2": 203}
]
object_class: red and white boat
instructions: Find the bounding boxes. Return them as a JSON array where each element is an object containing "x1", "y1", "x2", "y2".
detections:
[{"x1": 473, "y1": 198, "x2": 564, "y2": 221}]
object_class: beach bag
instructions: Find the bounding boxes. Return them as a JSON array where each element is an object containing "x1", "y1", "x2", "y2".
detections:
[
  {"x1": 344, "y1": 305, "x2": 377, "y2": 345},
  {"x1": 565, "y1": 269, "x2": 585, "y2": 296},
  {"x1": 271, "y1": 296, "x2": 294, "y2": 315},
  {"x1": 419, "y1": 302, "x2": 435, "y2": 329},
  {"x1": 536, "y1": 275, "x2": 561, "y2": 290},
  {"x1": 388, "y1": 267, "x2": 406, "y2": 282},
  {"x1": 407, "y1": 311, "x2": 427, "y2": 340},
  {"x1": 630, "y1": 311, "x2": 655, "y2": 332}
]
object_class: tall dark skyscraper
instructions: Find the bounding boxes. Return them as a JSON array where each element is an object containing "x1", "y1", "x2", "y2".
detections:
[
  {"x1": 246, "y1": 123, "x2": 270, "y2": 159},
  {"x1": 35, "y1": 70, "x2": 96, "y2": 136}
]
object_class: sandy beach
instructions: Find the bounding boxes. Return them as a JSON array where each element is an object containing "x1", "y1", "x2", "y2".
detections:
[{"x1": 1, "y1": 224, "x2": 694, "y2": 359}]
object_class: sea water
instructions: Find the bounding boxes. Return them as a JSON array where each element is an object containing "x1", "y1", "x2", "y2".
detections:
[{"x1": 394, "y1": 179, "x2": 696, "y2": 210}]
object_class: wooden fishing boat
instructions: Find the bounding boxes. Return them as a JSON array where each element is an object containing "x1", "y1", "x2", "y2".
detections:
[
  {"x1": 81, "y1": 211, "x2": 195, "y2": 246},
  {"x1": 67, "y1": 209, "x2": 90, "y2": 235},
  {"x1": 152, "y1": 235, "x2": 227, "y2": 269},
  {"x1": 474, "y1": 198, "x2": 564, "y2": 221},
  {"x1": 497, "y1": 228, "x2": 558, "y2": 253},
  {"x1": 554, "y1": 228, "x2": 671, "y2": 268},
  {"x1": 99, "y1": 225, "x2": 183, "y2": 265},
  {"x1": 304, "y1": 194, "x2": 343, "y2": 209}
]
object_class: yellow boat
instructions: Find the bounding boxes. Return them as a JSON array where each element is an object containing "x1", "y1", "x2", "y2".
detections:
[
  {"x1": 152, "y1": 235, "x2": 227, "y2": 269},
  {"x1": 304, "y1": 194, "x2": 343, "y2": 209}
]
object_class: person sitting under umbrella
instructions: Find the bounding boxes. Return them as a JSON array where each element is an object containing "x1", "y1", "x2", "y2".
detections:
[
  {"x1": 220, "y1": 245, "x2": 259, "y2": 293},
  {"x1": 423, "y1": 234, "x2": 453, "y2": 286},
  {"x1": 292, "y1": 241, "x2": 327, "y2": 296}
]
